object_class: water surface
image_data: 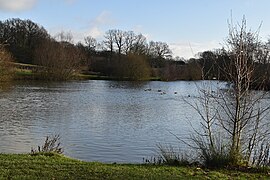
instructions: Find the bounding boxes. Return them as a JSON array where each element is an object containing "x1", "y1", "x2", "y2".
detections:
[{"x1": 0, "y1": 80, "x2": 226, "y2": 163}]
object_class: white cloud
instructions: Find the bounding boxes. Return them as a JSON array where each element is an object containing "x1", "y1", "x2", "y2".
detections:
[
  {"x1": 48, "y1": 11, "x2": 115, "y2": 44},
  {"x1": 0, "y1": 0, "x2": 77, "y2": 12},
  {"x1": 0, "y1": 0, "x2": 37, "y2": 12},
  {"x1": 71, "y1": 27, "x2": 103, "y2": 43},
  {"x1": 85, "y1": 27, "x2": 103, "y2": 39},
  {"x1": 170, "y1": 41, "x2": 222, "y2": 59},
  {"x1": 75, "y1": 11, "x2": 115, "y2": 42}
]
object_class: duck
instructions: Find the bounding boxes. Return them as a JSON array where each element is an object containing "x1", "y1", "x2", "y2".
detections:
[{"x1": 144, "y1": 88, "x2": 151, "y2": 91}]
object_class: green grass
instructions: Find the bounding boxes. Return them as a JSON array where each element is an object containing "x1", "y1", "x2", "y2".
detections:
[
  {"x1": 73, "y1": 74, "x2": 117, "y2": 81},
  {"x1": 76, "y1": 74, "x2": 161, "y2": 81},
  {"x1": 15, "y1": 70, "x2": 32, "y2": 76},
  {"x1": 0, "y1": 153, "x2": 269, "y2": 179},
  {"x1": 13, "y1": 62, "x2": 161, "y2": 81},
  {"x1": 14, "y1": 70, "x2": 34, "y2": 80}
]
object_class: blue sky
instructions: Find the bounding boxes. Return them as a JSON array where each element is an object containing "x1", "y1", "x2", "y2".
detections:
[{"x1": 0, "y1": 0, "x2": 269, "y2": 58}]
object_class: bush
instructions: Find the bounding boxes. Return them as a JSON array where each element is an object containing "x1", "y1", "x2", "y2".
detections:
[
  {"x1": 114, "y1": 54, "x2": 151, "y2": 80},
  {"x1": 186, "y1": 60, "x2": 202, "y2": 80},
  {"x1": 187, "y1": 134, "x2": 234, "y2": 168},
  {"x1": 199, "y1": 144, "x2": 232, "y2": 168},
  {"x1": 144, "y1": 144, "x2": 190, "y2": 166},
  {"x1": 0, "y1": 45, "x2": 14, "y2": 82},
  {"x1": 31, "y1": 134, "x2": 63, "y2": 155},
  {"x1": 34, "y1": 39, "x2": 84, "y2": 81}
]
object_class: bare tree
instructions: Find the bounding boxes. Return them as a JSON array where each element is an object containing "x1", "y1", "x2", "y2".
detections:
[
  {"x1": 148, "y1": 41, "x2": 172, "y2": 59},
  {"x1": 0, "y1": 18, "x2": 49, "y2": 64},
  {"x1": 54, "y1": 31, "x2": 73, "y2": 43},
  {"x1": 123, "y1": 31, "x2": 136, "y2": 55},
  {"x1": 112, "y1": 29, "x2": 125, "y2": 56},
  {"x1": 224, "y1": 17, "x2": 270, "y2": 164},
  {"x1": 103, "y1": 30, "x2": 115, "y2": 57},
  {"x1": 131, "y1": 33, "x2": 148, "y2": 55},
  {"x1": 188, "y1": 17, "x2": 270, "y2": 167},
  {"x1": 113, "y1": 30, "x2": 149, "y2": 56},
  {"x1": 84, "y1": 36, "x2": 97, "y2": 52},
  {"x1": 34, "y1": 39, "x2": 84, "y2": 80}
]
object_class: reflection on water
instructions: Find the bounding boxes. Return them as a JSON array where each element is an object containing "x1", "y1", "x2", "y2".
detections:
[{"x1": 0, "y1": 80, "x2": 228, "y2": 163}]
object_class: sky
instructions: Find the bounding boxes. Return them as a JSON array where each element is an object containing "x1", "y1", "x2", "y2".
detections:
[{"x1": 0, "y1": 0, "x2": 270, "y2": 59}]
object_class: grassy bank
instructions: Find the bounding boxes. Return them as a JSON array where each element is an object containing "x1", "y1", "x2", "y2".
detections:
[
  {"x1": 13, "y1": 62, "x2": 163, "y2": 81},
  {"x1": 14, "y1": 69, "x2": 113, "y2": 81},
  {"x1": 14, "y1": 69, "x2": 161, "y2": 81},
  {"x1": 0, "y1": 153, "x2": 268, "y2": 179},
  {"x1": 75, "y1": 74, "x2": 161, "y2": 81}
]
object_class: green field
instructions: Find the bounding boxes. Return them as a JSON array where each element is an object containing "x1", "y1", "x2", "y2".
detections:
[{"x1": 0, "y1": 153, "x2": 268, "y2": 179}]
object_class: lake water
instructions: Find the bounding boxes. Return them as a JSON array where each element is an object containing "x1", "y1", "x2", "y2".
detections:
[{"x1": 0, "y1": 80, "x2": 230, "y2": 163}]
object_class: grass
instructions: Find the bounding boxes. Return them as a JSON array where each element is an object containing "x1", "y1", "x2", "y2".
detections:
[
  {"x1": 13, "y1": 62, "x2": 161, "y2": 81},
  {"x1": 0, "y1": 153, "x2": 268, "y2": 179},
  {"x1": 14, "y1": 68, "x2": 35, "y2": 80},
  {"x1": 73, "y1": 74, "x2": 117, "y2": 81},
  {"x1": 74, "y1": 73, "x2": 161, "y2": 81}
]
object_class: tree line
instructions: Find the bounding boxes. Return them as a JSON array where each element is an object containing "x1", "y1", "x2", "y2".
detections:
[
  {"x1": 0, "y1": 18, "x2": 269, "y2": 87},
  {"x1": 0, "y1": 18, "x2": 179, "y2": 80}
]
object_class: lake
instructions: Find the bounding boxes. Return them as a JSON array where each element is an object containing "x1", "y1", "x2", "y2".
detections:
[{"x1": 0, "y1": 80, "x2": 230, "y2": 163}]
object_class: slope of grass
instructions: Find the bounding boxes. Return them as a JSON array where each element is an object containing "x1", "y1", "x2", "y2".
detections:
[
  {"x1": 13, "y1": 63, "x2": 160, "y2": 81},
  {"x1": 0, "y1": 153, "x2": 269, "y2": 179}
]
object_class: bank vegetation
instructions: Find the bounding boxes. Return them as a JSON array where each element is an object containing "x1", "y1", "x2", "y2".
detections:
[{"x1": 0, "y1": 18, "x2": 269, "y2": 87}]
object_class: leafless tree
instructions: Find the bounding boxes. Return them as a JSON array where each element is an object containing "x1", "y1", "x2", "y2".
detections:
[
  {"x1": 0, "y1": 18, "x2": 49, "y2": 64},
  {"x1": 112, "y1": 29, "x2": 125, "y2": 56},
  {"x1": 131, "y1": 33, "x2": 148, "y2": 55},
  {"x1": 34, "y1": 39, "x2": 84, "y2": 80},
  {"x1": 104, "y1": 29, "x2": 149, "y2": 56},
  {"x1": 103, "y1": 30, "x2": 115, "y2": 56},
  {"x1": 54, "y1": 31, "x2": 73, "y2": 43},
  {"x1": 224, "y1": 17, "x2": 270, "y2": 164},
  {"x1": 84, "y1": 35, "x2": 97, "y2": 52},
  {"x1": 123, "y1": 31, "x2": 136, "y2": 55},
  {"x1": 148, "y1": 41, "x2": 172, "y2": 59},
  {"x1": 188, "y1": 17, "x2": 270, "y2": 167}
]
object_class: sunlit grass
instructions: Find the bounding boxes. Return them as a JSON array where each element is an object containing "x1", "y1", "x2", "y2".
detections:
[{"x1": 0, "y1": 154, "x2": 268, "y2": 179}]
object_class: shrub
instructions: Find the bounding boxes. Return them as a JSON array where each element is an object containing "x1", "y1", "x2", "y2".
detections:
[
  {"x1": 191, "y1": 135, "x2": 233, "y2": 168},
  {"x1": 34, "y1": 39, "x2": 84, "y2": 81},
  {"x1": 31, "y1": 134, "x2": 63, "y2": 155},
  {"x1": 0, "y1": 45, "x2": 14, "y2": 82},
  {"x1": 114, "y1": 53, "x2": 151, "y2": 80},
  {"x1": 144, "y1": 144, "x2": 190, "y2": 166}
]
